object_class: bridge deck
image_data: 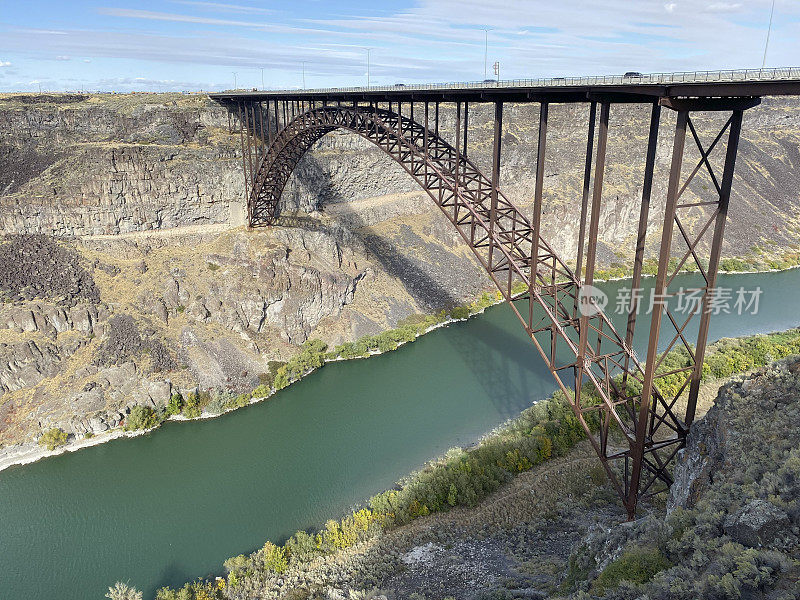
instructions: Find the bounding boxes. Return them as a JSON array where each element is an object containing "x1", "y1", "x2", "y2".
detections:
[{"x1": 210, "y1": 67, "x2": 800, "y2": 103}]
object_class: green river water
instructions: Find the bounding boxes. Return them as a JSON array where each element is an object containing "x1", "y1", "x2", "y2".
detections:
[{"x1": 0, "y1": 270, "x2": 798, "y2": 599}]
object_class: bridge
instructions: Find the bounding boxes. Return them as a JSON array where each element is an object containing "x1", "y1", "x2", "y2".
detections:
[{"x1": 210, "y1": 68, "x2": 800, "y2": 519}]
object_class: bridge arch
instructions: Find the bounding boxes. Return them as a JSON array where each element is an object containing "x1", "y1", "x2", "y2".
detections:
[
  {"x1": 222, "y1": 94, "x2": 755, "y2": 518},
  {"x1": 247, "y1": 102, "x2": 648, "y2": 501}
]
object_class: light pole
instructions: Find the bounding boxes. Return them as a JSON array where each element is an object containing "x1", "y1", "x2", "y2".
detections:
[
  {"x1": 365, "y1": 48, "x2": 372, "y2": 87},
  {"x1": 482, "y1": 29, "x2": 491, "y2": 80},
  {"x1": 233, "y1": 72, "x2": 237, "y2": 89},
  {"x1": 762, "y1": 0, "x2": 776, "y2": 68},
  {"x1": 261, "y1": 68, "x2": 264, "y2": 90},
  {"x1": 302, "y1": 61, "x2": 306, "y2": 89}
]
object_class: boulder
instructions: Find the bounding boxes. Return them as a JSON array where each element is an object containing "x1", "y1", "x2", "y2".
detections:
[{"x1": 723, "y1": 499, "x2": 790, "y2": 547}]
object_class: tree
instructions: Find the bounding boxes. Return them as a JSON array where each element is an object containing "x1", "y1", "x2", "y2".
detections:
[
  {"x1": 106, "y1": 581, "x2": 143, "y2": 600},
  {"x1": 124, "y1": 405, "x2": 159, "y2": 431},
  {"x1": 38, "y1": 428, "x2": 68, "y2": 451}
]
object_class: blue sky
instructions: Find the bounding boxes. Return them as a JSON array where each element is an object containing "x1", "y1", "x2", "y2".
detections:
[{"x1": 0, "y1": 0, "x2": 798, "y2": 92}]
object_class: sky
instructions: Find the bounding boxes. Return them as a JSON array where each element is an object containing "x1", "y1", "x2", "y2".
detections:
[{"x1": 0, "y1": 0, "x2": 798, "y2": 92}]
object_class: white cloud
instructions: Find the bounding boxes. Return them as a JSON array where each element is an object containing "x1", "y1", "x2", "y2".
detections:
[
  {"x1": 170, "y1": 1, "x2": 273, "y2": 13},
  {"x1": 97, "y1": 8, "x2": 335, "y2": 37},
  {"x1": 56, "y1": 55, "x2": 71, "y2": 61},
  {"x1": 707, "y1": 2, "x2": 743, "y2": 12},
  {"x1": 83, "y1": 58, "x2": 92, "y2": 63},
  {"x1": 0, "y1": 61, "x2": 11, "y2": 67},
  {"x1": 2, "y1": 0, "x2": 799, "y2": 91}
]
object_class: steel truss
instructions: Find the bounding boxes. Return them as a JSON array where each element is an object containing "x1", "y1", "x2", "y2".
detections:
[{"x1": 226, "y1": 94, "x2": 759, "y2": 518}]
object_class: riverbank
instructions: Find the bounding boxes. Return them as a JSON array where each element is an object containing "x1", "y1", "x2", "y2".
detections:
[
  {"x1": 2, "y1": 259, "x2": 796, "y2": 476},
  {"x1": 148, "y1": 326, "x2": 800, "y2": 600}
]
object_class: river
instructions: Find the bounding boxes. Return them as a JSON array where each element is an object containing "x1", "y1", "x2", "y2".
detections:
[{"x1": 0, "y1": 269, "x2": 798, "y2": 599}]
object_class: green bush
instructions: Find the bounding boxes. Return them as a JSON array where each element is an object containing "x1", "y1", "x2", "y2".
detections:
[
  {"x1": 594, "y1": 547, "x2": 670, "y2": 592},
  {"x1": 257, "y1": 360, "x2": 285, "y2": 388},
  {"x1": 259, "y1": 542, "x2": 288, "y2": 573},
  {"x1": 284, "y1": 530, "x2": 320, "y2": 563},
  {"x1": 155, "y1": 579, "x2": 219, "y2": 600},
  {"x1": 274, "y1": 339, "x2": 329, "y2": 389},
  {"x1": 38, "y1": 428, "x2": 68, "y2": 451},
  {"x1": 124, "y1": 405, "x2": 159, "y2": 431},
  {"x1": 181, "y1": 405, "x2": 201, "y2": 419},
  {"x1": 223, "y1": 392, "x2": 252, "y2": 411},
  {"x1": 449, "y1": 306, "x2": 470, "y2": 320},
  {"x1": 165, "y1": 393, "x2": 184, "y2": 417},
  {"x1": 720, "y1": 257, "x2": 749, "y2": 272},
  {"x1": 181, "y1": 391, "x2": 210, "y2": 419}
]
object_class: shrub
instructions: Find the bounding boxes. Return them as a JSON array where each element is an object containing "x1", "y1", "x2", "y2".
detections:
[
  {"x1": 38, "y1": 428, "x2": 68, "y2": 450},
  {"x1": 181, "y1": 391, "x2": 210, "y2": 419},
  {"x1": 257, "y1": 360, "x2": 285, "y2": 388},
  {"x1": 106, "y1": 582, "x2": 143, "y2": 600},
  {"x1": 124, "y1": 405, "x2": 159, "y2": 431},
  {"x1": 165, "y1": 393, "x2": 184, "y2": 417},
  {"x1": 260, "y1": 542, "x2": 288, "y2": 573},
  {"x1": 449, "y1": 306, "x2": 470, "y2": 320},
  {"x1": 155, "y1": 580, "x2": 217, "y2": 600},
  {"x1": 594, "y1": 547, "x2": 670, "y2": 592},
  {"x1": 223, "y1": 392, "x2": 251, "y2": 411},
  {"x1": 285, "y1": 530, "x2": 320, "y2": 563},
  {"x1": 273, "y1": 340, "x2": 328, "y2": 389},
  {"x1": 182, "y1": 405, "x2": 201, "y2": 419},
  {"x1": 203, "y1": 394, "x2": 229, "y2": 416},
  {"x1": 720, "y1": 257, "x2": 748, "y2": 272}
]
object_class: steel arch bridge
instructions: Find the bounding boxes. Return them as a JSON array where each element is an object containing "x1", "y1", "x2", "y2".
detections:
[{"x1": 211, "y1": 72, "x2": 800, "y2": 518}]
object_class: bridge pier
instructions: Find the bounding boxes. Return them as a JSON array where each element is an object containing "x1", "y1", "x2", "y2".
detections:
[{"x1": 214, "y1": 79, "x2": 773, "y2": 518}]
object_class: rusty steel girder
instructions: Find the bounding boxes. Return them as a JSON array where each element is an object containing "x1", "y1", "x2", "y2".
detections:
[{"x1": 225, "y1": 95, "x2": 758, "y2": 519}]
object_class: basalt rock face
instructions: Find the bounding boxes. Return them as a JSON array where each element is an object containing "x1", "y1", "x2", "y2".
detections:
[
  {"x1": 0, "y1": 94, "x2": 242, "y2": 236},
  {"x1": 0, "y1": 226, "x2": 423, "y2": 447},
  {"x1": 2, "y1": 94, "x2": 800, "y2": 263}
]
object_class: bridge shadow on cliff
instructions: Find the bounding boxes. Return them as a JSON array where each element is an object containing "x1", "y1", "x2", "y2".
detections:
[{"x1": 279, "y1": 147, "x2": 561, "y2": 418}]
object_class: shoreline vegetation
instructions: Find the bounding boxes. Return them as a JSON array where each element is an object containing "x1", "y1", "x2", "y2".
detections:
[
  {"x1": 143, "y1": 326, "x2": 800, "y2": 599},
  {"x1": 3, "y1": 257, "x2": 800, "y2": 475}
]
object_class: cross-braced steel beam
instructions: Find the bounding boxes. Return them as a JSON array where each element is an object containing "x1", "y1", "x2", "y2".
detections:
[{"x1": 222, "y1": 94, "x2": 760, "y2": 518}]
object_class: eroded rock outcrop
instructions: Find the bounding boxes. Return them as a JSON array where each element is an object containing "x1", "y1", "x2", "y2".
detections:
[{"x1": 0, "y1": 225, "x2": 424, "y2": 447}]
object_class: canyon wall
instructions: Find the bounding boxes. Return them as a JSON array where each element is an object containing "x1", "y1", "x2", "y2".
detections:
[{"x1": 0, "y1": 92, "x2": 798, "y2": 451}]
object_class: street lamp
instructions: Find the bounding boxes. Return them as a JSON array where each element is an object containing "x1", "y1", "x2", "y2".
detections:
[
  {"x1": 261, "y1": 68, "x2": 264, "y2": 90},
  {"x1": 365, "y1": 48, "x2": 372, "y2": 87},
  {"x1": 482, "y1": 29, "x2": 491, "y2": 80},
  {"x1": 233, "y1": 72, "x2": 237, "y2": 90},
  {"x1": 302, "y1": 61, "x2": 307, "y2": 89},
  {"x1": 762, "y1": 0, "x2": 776, "y2": 68}
]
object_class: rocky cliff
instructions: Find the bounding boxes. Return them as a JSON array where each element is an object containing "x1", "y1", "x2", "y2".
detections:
[
  {"x1": 1, "y1": 92, "x2": 799, "y2": 453},
  {"x1": 2, "y1": 93, "x2": 799, "y2": 260}
]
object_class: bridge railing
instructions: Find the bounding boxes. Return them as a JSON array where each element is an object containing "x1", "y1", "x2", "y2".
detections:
[{"x1": 235, "y1": 67, "x2": 800, "y2": 95}]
